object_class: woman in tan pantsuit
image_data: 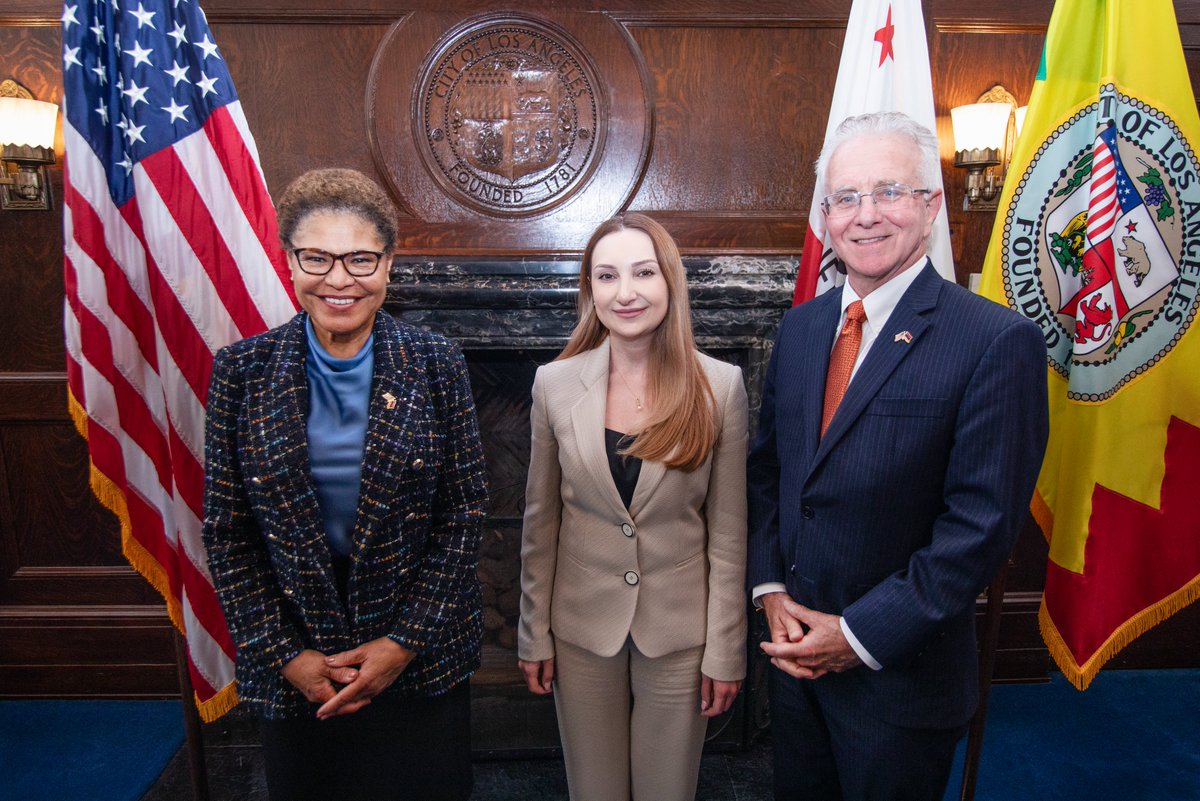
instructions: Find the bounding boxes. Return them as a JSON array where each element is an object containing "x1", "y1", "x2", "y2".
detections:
[{"x1": 518, "y1": 213, "x2": 748, "y2": 801}]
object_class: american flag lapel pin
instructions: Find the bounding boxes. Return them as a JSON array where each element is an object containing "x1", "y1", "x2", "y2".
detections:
[
  {"x1": 383, "y1": 392, "x2": 397, "y2": 410},
  {"x1": 894, "y1": 331, "x2": 914, "y2": 344}
]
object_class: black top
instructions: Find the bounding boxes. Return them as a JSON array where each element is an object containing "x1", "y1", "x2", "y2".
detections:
[{"x1": 604, "y1": 428, "x2": 643, "y2": 511}]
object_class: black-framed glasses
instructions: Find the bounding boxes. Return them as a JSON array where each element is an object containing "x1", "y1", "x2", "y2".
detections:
[
  {"x1": 821, "y1": 184, "x2": 932, "y2": 217},
  {"x1": 291, "y1": 248, "x2": 386, "y2": 277}
]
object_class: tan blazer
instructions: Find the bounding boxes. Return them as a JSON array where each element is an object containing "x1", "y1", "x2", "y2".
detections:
[{"x1": 518, "y1": 340, "x2": 748, "y2": 682}]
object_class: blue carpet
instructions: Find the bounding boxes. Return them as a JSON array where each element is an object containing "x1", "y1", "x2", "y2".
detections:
[
  {"x1": 2, "y1": 673, "x2": 1196, "y2": 801},
  {"x1": 944, "y1": 669, "x2": 1200, "y2": 801},
  {"x1": 0, "y1": 700, "x2": 183, "y2": 801}
]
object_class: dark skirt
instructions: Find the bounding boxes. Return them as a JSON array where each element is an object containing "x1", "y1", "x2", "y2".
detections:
[{"x1": 258, "y1": 679, "x2": 473, "y2": 801}]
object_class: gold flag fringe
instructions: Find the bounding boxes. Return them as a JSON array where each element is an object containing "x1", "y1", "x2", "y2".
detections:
[
  {"x1": 195, "y1": 681, "x2": 240, "y2": 722},
  {"x1": 1040, "y1": 572, "x2": 1200, "y2": 690},
  {"x1": 68, "y1": 390, "x2": 239, "y2": 722}
]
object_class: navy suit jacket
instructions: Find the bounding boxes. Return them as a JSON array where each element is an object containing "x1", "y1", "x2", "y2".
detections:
[
  {"x1": 202, "y1": 311, "x2": 487, "y2": 719},
  {"x1": 747, "y1": 263, "x2": 1048, "y2": 728}
]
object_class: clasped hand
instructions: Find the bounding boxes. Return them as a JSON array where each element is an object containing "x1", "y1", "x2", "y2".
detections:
[
  {"x1": 281, "y1": 636, "x2": 415, "y2": 720},
  {"x1": 759, "y1": 592, "x2": 862, "y2": 679}
]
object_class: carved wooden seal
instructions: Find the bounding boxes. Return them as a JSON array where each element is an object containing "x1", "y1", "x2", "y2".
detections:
[
  {"x1": 369, "y1": 11, "x2": 651, "y2": 245},
  {"x1": 418, "y1": 21, "x2": 602, "y2": 216}
]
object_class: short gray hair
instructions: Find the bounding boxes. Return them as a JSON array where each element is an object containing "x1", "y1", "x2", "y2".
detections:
[{"x1": 814, "y1": 111, "x2": 941, "y2": 196}]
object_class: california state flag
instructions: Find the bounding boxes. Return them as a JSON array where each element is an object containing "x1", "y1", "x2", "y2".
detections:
[{"x1": 795, "y1": 0, "x2": 954, "y2": 304}]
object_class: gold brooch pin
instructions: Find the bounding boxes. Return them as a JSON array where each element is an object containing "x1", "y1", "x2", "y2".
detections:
[{"x1": 383, "y1": 392, "x2": 397, "y2": 410}]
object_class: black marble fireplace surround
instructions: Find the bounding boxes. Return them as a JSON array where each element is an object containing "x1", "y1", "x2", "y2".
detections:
[{"x1": 386, "y1": 255, "x2": 797, "y2": 755}]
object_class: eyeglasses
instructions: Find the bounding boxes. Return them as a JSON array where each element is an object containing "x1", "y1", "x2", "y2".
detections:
[
  {"x1": 291, "y1": 248, "x2": 386, "y2": 277},
  {"x1": 821, "y1": 184, "x2": 932, "y2": 217}
]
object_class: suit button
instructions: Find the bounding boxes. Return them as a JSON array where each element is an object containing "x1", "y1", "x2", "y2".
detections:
[
  {"x1": 801, "y1": 505, "x2": 814, "y2": 519},
  {"x1": 411, "y1": 458, "x2": 424, "y2": 469},
  {"x1": 621, "y1": 523, "x2": 635, "y2": 537},
  {"x1": 624, "y1": 571, "x2": 639, "y2": 586}
]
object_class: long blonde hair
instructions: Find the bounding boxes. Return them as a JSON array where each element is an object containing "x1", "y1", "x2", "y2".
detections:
[{"x1": 558, "y1": 213, "x2": 716, "y2": 471}]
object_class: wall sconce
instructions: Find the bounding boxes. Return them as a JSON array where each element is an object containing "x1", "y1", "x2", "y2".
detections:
[
  {"x1": 951, "y1": 85, "x2": 1020, "y2": 212},
  {"x1": 0, "y1": 79, "x2": 58, "y2": 211}
]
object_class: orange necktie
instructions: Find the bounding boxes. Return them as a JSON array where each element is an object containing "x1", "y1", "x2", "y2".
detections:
[{"x1": 821, "y1": 300, "x2": 866, "y2": 437}]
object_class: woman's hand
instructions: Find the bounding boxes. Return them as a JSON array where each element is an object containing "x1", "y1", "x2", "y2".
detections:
[
  {"x1": 314, "y1": 637, "x2": 415, "y2": 720},
  {"x1": 518, "y1": 658, "x2": 555, "y2": 695},
  {"x1": 280, "y1": 649, "x2": 360, "y2": 706},
  {"x1": 700, "y1": 674, "x2": 741, "y2": 718}
]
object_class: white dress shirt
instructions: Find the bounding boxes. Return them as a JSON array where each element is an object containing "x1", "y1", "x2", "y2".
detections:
[{"x1": 753, "y1": 258, "x2": 930, "y2": 672}]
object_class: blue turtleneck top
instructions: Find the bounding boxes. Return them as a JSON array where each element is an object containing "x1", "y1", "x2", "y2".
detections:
[{"x1": 304, "y1": 317, "x2": 374, "y2": 558}]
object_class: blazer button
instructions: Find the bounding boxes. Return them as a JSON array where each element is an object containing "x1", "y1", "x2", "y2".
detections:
[
  {"x1": 621, "y1": 523, "x2": 635, "y2": 537},
  {"x1": 411, "y1": 458, "x2": 424, "y2": 469},
  {"x1": 801, "y1": 505, "x2": 815, "y2": 520},
  {"x1": 624, "y1": 571, "x2": 639, "y2": 586}
]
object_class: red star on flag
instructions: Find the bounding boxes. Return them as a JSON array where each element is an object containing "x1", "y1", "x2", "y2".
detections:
[{"x1": 874, "y1": 5, "x2": 896, "y2": 66}]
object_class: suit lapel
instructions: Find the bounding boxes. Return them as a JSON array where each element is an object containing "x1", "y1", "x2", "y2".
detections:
[
  {"x1": 801, "y1": 294, "x2": 842, "y2": 454},
  {"x1": 349, "y1": 312, "x2": 417, "y2": 550},
  {"x1": 253, "y1": 314, "x2": 323, "y2": 531},
  {"x1": 628, "y1": 454, "x2": 666, "y2": 519},
  {"x1": 569, "y1": 340, "x2": 632, "y2": 519},
  {"x1": 811, "y1": 263, "x2": 942, "y2": 468}
]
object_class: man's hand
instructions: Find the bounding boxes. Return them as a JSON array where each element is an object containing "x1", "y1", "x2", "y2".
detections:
[
  {"x1": 700, "y1": 675, "x2": 741, "y2": 718},
  {"x1": 315, "y1": 637, "x2": 415, "y2": 720},
  {"x1": 759, "y1": 595, "x2": 862, "y2": 679},
  {"x1": 762, "y1": 591, "x2": 806, "y2": 646},
  {"x1": 280, "y1": 649, "x2": 359, "y2": 706},
  {"x1": 518, "y1": 658, "x2": 555, "y2": 696}
]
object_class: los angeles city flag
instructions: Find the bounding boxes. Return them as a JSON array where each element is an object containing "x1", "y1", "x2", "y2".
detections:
[
  {"x1": 980, "y1": 0, "x2": 1200, "y2": 689},
  {"x1": 794, "y1": 0, "x2": 954, "y2": 304},
  {"x1": 62, "y1": 0, "x2": 296, "y2": 718}
]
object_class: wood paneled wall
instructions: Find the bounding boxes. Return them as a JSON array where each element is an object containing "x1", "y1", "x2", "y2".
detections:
[{"x1": 2, "y1": 0, "x2": 1199, "y2": 699}]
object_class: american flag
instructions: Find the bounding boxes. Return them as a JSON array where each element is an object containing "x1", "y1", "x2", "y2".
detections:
[
  {"x1": 61, "y1": 0, "x2": 296, "y2": 720},
  {"x1": 1086, "y1": 126, "x2": 1122, "y2": 243}
]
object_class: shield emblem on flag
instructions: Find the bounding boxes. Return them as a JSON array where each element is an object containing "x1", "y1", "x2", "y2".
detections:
[
  {"x1": 1043, "y1": 122, "x2": 1179, "y2": 359},
  {"x1": 451, "y1": 62, "x2": 566, "y2": 182}
]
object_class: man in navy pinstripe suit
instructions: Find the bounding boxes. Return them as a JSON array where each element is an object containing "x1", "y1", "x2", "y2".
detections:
[{"x1": 748, "y1": 111, "x2": 1048, "y2": 801}]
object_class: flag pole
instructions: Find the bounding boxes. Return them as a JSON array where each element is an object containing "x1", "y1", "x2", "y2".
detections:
[
  {"x1": 958, "y1": 558, "x2": 1010, "y2": 801},
  {"x1": 173, "y1": 630, "x2": 212, "y2": 801}
]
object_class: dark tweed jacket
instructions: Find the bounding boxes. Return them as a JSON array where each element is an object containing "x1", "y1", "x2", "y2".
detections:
[{"x1": 201, "y1": 310, "x2": 487, "y2": 719}]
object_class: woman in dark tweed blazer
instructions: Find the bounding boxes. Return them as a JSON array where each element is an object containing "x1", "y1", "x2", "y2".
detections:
[{"x1": 202, "y1": 169, "x2": 486, "y2": 801}]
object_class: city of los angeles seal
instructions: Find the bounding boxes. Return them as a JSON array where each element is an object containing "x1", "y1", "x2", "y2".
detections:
[
  {"x1": 999, "y1": 85, "x2": 1200, "y2": 401},
  {"x1": 417, "y1": 19, "x2": 603, "y2": 216}
]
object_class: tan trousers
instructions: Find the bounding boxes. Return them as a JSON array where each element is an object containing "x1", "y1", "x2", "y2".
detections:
[{"x1": 553, "y1": 637, "x2": 708, "y2": 801}]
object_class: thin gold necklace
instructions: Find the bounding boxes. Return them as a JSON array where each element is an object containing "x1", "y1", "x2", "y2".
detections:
[{"x1": 614, "y1": 366, "x2": 644, "y2": 411}]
